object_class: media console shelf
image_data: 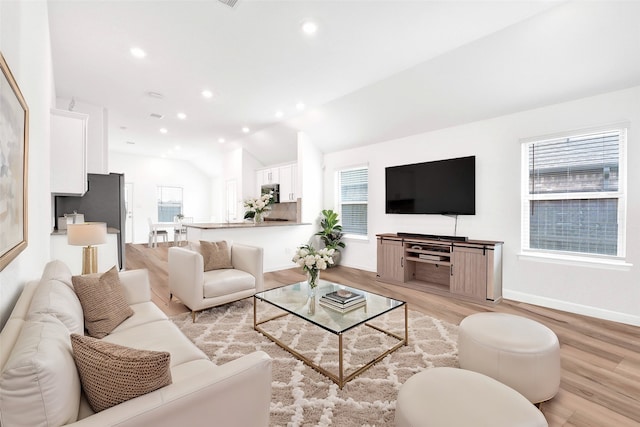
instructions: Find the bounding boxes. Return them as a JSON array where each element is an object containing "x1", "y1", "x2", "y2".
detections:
[{"x1": 376, "y1": 233, "x2": 503, "y2": 304}]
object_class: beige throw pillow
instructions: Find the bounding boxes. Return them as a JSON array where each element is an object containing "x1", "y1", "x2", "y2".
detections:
[
  {"x1": 70, "y1": 334, "x2": 172, "y2": 412},
  {"x1": 200, "y1": 240, "x2": 233, "y2": 271},
  {"x1": 72, "y1": 266, "x2": 133, "y2": 338}
]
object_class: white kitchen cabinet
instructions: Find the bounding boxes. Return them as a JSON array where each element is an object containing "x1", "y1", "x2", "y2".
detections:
[
  {"x1": 278, "y1": 163, "x2": 298, "y2": 202},
  {"x1": 255, "y1": 162, "x2": 298, "y2": 201},
  {"x1": 255, "y1": 166, "x2": 281, "y2": 192},
  {"x1": 264, "y1": 167, "x2": 279, "y2": 185},
  {"x1": 50, "y1": 109, "x2": 89, "y2": 195}
]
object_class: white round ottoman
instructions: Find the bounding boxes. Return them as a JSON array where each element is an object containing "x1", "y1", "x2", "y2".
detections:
[
  {"x1": 395, "y1": 367, "x2": 548, "y2": 427},
  {"x1": 458, "y1": 312, "x2": 561, "y2": 403}
]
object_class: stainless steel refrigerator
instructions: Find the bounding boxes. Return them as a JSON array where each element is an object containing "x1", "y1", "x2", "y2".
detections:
[{"x1": 55, "y1": 173, "x2": 126, "y2": 270}]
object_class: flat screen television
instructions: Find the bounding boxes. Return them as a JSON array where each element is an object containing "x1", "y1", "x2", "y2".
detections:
[{"x1": 385, "y1": 156, "x2": 476, "y2": 215}]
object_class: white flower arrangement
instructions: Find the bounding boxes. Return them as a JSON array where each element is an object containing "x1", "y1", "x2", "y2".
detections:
[
  {"x1": 292, "y1": 244, "x2": 335, "y2": 287},
  {"x1": 243, "y1": 192, "x2": 274, "y2": 219}
]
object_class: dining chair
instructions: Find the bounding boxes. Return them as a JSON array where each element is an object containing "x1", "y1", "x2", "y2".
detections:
[
  {"x1": 148, "y1": 218, "x2": 168, "y2": 247},
  {"x1": 173, "y1": 216, "x2": 193, "y2": 246}
]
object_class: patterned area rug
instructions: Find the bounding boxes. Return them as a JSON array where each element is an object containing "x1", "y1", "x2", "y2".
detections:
[{"x1": 171, "y1": 298, "x2": 458, "y2": 427}]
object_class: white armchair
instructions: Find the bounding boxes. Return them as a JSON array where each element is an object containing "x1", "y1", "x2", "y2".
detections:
[{"x1": 169, "y1": 241, "x2": 264, "y2": 322}]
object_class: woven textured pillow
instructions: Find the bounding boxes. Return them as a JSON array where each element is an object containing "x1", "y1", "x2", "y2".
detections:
[
  {"x1": 70, "y1": 334, "x2": 172, "y2": 412},
  {"x1": 72, "y1": 266, "x2": 133, "y2": 338},
  {"x1": 199, "y1": 240, "x2": 233, "y2": 271}
]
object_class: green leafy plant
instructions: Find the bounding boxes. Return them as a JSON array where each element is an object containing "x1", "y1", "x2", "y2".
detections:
[{"x1": 315, "y1": 209, "x2": 345, "y2": 252}]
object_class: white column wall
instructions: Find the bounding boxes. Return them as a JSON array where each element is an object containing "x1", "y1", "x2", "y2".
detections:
[
  {"x1": 0, "y1": 0, "x2": 55, "y2": 328},
  {"x1": 323, "y1": 86, "x2": 640, "y2": 325}
]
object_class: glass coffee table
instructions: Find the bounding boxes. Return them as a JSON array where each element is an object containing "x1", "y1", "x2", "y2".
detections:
[{"x1": 254, "y1": 279, "x2": 407, "y2": 388}]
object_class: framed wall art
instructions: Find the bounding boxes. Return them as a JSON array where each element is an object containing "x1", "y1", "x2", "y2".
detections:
[{"x1": 0, "y1": 52, "x2": 29, "y2": 271}]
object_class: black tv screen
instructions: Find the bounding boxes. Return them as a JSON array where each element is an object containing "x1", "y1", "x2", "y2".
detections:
[{"x1": 385, "y1": 156, "x2": 476, "y2": 215}]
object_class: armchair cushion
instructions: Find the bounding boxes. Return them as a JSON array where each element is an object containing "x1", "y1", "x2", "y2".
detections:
[
  {"x1": 203, "y1": 269, "x2": 256, "y2": 298},
  {"x1": 71, "y1": 334, "x2": 172, "y2": 412},
  {"x1": 198, "y1": 240, "x2": 233, "y2": 271},
  {"x1": 72, "y1": 266, "x2": 134, "y2": 338}
]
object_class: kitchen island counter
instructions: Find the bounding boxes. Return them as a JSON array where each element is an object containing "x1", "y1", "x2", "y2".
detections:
[
  {"x1": 185, "y1": 221, "x2": 314, "y2": 272},
  {"x1": 186, "y1": 221, "x2": 309, "y2": 230}
]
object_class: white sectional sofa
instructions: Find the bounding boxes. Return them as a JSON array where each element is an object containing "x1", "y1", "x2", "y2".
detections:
[{"x1": 0, "y1": 260, "x2": 272, "y2": 427}]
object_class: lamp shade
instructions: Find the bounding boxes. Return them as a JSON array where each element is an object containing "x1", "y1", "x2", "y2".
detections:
[{"x1": 67, "y1": 222, "x2": 107, "y2": 246}]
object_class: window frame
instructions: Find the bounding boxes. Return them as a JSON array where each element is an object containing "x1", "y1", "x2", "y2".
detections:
[
  {"x1": 336, "y1": 165, "x2": 369, "y2": 239},
  {"x1": 520, "y1": 125, "x2": 628, "y2": 263}
]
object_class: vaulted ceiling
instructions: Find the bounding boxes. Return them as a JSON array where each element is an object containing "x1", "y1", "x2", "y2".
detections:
[{"x1": 48, "y1": 1, "x2": 640, "y2": 174}]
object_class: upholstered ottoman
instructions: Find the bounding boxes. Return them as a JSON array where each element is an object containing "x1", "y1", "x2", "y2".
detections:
[
  {"x1": 458, "y1": 312, "x2": 561, "y2": 403},
  {"x1": 395, "y1": 367, "x2": 548, "y2": 427}
]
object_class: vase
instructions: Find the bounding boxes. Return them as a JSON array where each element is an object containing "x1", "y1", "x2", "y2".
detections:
[
  {"x1": 307, "y1": 269, "x2": 320, "y2": 292},
  {"x1": 254, "y1": 212, "x2": 264, "y2": 224},
  {"x1": 307, "y1": 295, "x2": 316, "y2": 315}
]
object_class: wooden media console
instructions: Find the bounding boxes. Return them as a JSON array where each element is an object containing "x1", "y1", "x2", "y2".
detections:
[{"x1": 376, "y1": 233, "x2": 503, "y2": 303}]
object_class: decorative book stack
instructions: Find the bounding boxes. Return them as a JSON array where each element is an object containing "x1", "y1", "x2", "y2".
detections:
[{"x1": 319, "y1": 289, "x2": 366, "y2": 313}]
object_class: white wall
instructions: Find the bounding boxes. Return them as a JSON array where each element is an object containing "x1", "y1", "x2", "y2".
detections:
[
  {"x1": 298, "y1": 132, "x2": 324, "y2": 225},
  {"x1": 109, "y1": 152, "x2": 213, "y2": 243},
  {"x1": 0, "y1": 0, "x2": 55, "y2": 328},
  {"x1": 323, "y1": 86, "x2": 640, "y2": 326}
]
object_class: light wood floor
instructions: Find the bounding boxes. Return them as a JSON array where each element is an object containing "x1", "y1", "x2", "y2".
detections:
[{"x1": 126, "y1": 243, "x2": 640, "y2": 426}]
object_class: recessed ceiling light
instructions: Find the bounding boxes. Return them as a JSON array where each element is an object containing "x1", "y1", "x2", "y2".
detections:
[
  {"x1": 218, "y1": 138, "x2": 226, "y2": 144},
  {"x1": 202, "y1": 90, "x2": 213, "y2": 99},
  {"x1": 160, "y1": 128, "x2": 168, "y2": 134},
  {"x1": 301, "y1": 21, "x2": 318, "y2": 35},
  {"x1": 130, "y1": 47, "x2": 146, "y2": 58},
  {"x1": 242, "y1": 127, "x2": 250, "y2": 133},
  {"x1": 174, "y1": 145, "x2": 181, "y2": 151},
  {"x1": 177, "y1": 112, "x2": 187, "y2": 120},
  {"x1": 296, "y1": 102, "x2": 305, "y2": 111},
  {"x1": 275, "y1": 110, "x2": 284, "y2": 119}
]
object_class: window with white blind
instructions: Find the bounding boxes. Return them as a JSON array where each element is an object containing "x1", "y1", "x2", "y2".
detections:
[
  {"x1": 157, "y1": 186, "x2": 183, "y2": 222},
  {"x1": 338, "y1": 166, "x2": 368, "y2": 237},
  {"x1": 521, "y1": 127, "x2": 627, "y2": 259}
]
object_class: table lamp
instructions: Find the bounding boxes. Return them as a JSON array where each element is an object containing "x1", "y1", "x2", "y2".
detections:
[{"x1": 67, "y1": 222, "x2": 107, "y2": 274}]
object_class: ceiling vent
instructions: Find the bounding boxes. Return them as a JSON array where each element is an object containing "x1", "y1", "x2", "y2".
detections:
[
  {"x1": 150, "y1": 113, "x2": 164, "y2": 119},
  {"x1": 147, "y1": 91, "x2": 164, "y2": 99},
  {"x1": 218, "y1": 0, "x2": 239, "y2": 8}
]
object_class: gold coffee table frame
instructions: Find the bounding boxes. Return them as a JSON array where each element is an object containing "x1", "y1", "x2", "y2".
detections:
[{"x1": 254, "y1": 281, "x2": 408, "y2": 389}]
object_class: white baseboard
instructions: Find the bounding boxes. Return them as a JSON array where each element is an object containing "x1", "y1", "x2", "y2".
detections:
[{"x1": 503, "y1": 289, "x2": 640, "y2": 327}]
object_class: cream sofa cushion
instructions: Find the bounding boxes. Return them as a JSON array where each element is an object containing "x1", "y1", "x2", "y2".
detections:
[
  {"x1": 41, "y1": 259, "x2": 73, "y2": 289},
  {"x1": 28, "y1": 279, "x2": 84, "y2": 334},
  {"x1": 0, "y1": 314, "x2": 81, "y2": 427},
  {"x1": 103, "y1": 320, "x2": 208, "y2": 367},
  {"x1": 203, "y1": 269, "x2": 256, "y2": 298}
]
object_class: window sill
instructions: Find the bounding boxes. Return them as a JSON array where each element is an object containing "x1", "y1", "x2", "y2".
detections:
[
  {"x1": 518, "y1": 251, "x2": 633, "y2": 270},
  {"x1": 344, "y1": 234, "x2": 369, "y2": 242}
]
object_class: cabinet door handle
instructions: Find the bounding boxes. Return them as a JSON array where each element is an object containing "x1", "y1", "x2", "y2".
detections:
[{"x1": 401, "y1": 256, "x2": 404, "y2": 268}]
